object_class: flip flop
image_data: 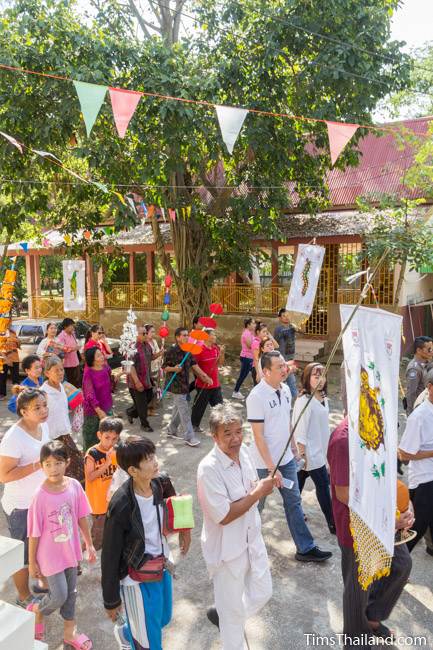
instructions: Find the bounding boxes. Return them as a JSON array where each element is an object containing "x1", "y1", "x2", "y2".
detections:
[
  {"x1": 63, "y1": 633, "x2": 93, "y2": 649},
  {"x1": 26, "y1": 602, "x2": 45, "y2": 641}
]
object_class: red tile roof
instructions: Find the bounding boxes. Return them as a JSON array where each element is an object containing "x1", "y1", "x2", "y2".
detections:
[{"x1": 326, "y1": 117, "x2": 431, "y2": 207}]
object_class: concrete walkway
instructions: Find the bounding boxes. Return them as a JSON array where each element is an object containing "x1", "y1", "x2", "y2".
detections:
[{"x1": 1, "y1": 365, "x2": 432, "y2": 649}]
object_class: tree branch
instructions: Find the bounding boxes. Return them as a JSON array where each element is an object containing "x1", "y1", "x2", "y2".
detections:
[
  {"x1": 150, "y1": 212, "x2": 177, "y2": 280},
  {"x1": 128, "y1": 0, "x2": 152, "y2": 38}
]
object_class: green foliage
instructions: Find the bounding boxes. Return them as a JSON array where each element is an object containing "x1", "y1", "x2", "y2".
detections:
[
  {"x1": 0, "y1": 0, "x2": 412, "y2": 316},
  {"x1": 359, "y1": 197, "x2": 433, "y2": 272},
  {"x1": 383, "y1": 44, "x2": 433, "y2": 119}
]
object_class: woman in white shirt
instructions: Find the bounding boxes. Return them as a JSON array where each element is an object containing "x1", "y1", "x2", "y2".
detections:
[
  {"x1": 0, "y1": 388, "x2": 50, "y2": 607},
  {"x1": 292, "y1": 362, "x2": 335, "y2": 534},
  {"x1": 36, "y1": 322, "x2": 65, "y2": 362},
  {"x1": 41, "y1": 355, "x2": 84, "y2": 484}
]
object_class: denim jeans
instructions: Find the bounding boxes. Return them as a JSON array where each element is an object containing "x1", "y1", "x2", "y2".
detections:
[
  {"x1": 285, "y1": 372, "x2": 298, "y2": 400},
  {"x1": 298, "y1": 465, "x2": 335, "y2": 529},
  {"x1": 257, "y1": 459, "x2": 315, "y2": 554},
  {"x1": 234, "y1": 357, "x2": 254, "y2": 393},
  {"x1": 168, "y1": 393, "x2": 195, "y2": 441}
]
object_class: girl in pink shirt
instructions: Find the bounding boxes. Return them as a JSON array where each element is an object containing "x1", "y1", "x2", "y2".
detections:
[
  {"x1": 232, "y1": 318, "x2": 256, "y2": 399},
  {"x1": 27, "y1": 440, "x2": 96, "y2": 648}
]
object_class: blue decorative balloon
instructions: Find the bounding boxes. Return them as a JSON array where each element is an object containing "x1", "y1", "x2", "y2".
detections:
[{"x1": 163, "y1": 293, "x2": 171, "y2": 305}]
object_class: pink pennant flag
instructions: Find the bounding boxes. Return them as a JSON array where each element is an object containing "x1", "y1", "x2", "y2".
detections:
[
  {"x1": 326, "y1": 121, "x2": 359, "y2": 166},
  {"x1": 0, "y1": 131, "x2": 23, "y2": 153},
  {"x1": 109, "y1": 87, "x2": 142, "y2": 138},
  {"x1": 168, "y1": 209, "x2": 176, "y2": 222}
]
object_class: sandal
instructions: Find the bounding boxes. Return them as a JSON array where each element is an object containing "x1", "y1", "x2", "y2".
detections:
[
  {"x1": 63, "y1": 633, "x2": 93, "y2": 649},
  {"x1": 26, "y1": 602, "x2": 45, "y2": 641}
]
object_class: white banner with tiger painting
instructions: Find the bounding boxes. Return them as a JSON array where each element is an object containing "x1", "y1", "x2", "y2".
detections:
[
  {"x1": 340, "y1": 305, "x2": 401, "y2": 586},
  {"x1": 286, "y1": 244, "x2": 325, "y2": 318},
  {"x1": 63, "y1": 260, "x2": 86, "y2": 312}
]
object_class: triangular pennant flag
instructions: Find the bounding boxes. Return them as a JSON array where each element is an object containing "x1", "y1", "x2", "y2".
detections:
[
  {"x1": 141, "y1": 202, "x2": 148, "y2": 216},
  {"x1": 93, "y1": 182, "x2": 109, "y2": 194},
  {"x1": 114, "y1": 192, "x2": 126, "y2": 206},
  {"x1": 215, "y1": 105, "x2": 248, "y2": 155},
  {"x1": 33, "y1": 150, "x2": 62, "y2": 164},
  {"x1": 160, "y1": 208, "x2": 166, "y2": 222},
  {"x1": 73, "y1": 81, "x2": 107, "y2": 137},
  {"x1": 147, "y1": 205, "x2": 155, "y2": 219},
  {"x1": 19, "y1": 242, "x2": 28, "y2": 252},
  {"x1": 168, "y1": 208, "x2": 176, "y2": 222},
  {"x1": 326, "y1": 121, "x2": 359, "y2": 166},
  {"x1": 0, "y1": 131, "x2": 23, "y2": 154},
  {"x1": 126, "y1": 196, "x2": 137, "y2": 215},
  {"x1": 109, "y1": 87, "x2": 142, "y2": 138}
]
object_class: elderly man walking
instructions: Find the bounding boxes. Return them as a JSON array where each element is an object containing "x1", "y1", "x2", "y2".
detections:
[{"x1": 197, "y1": 403, "x2": 276, "y2": 650}]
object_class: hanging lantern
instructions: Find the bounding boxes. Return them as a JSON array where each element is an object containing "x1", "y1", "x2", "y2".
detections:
[
  {"x1": 163, "y1": 293, "x2": 171, "y2": 305},
  {"x1": 199, "y1": 316, "x2": 217, "y2": 329},
  {"x1": 159, "y1": 325, "x2": 170, "y2": 338},
  {"x1": 161, "y1": 309, "x2": 170, "y2": 321},
  {"x1": 164, "y1": 275, "x2": 173, "y2": 288}
]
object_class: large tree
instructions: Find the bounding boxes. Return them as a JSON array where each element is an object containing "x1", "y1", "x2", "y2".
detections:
[{"x1": 1, "y1": 0, "x2": 411, "y2": 322}]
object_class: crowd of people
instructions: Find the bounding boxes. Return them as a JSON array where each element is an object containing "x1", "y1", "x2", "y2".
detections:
[{"x1": 0, "y1": 312, "x2": 432, "y2": 650}]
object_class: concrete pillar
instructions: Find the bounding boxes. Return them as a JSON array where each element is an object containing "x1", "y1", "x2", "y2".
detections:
[
  {"x1": 97, "y1": 267, "x2": 105, "y2": 310},
  {"x1": 146, "y1": 251, "x2": 155, "y2": 282},
  {"x1": 25, "y1": 254, "x2": 38, "y2": 318},
  {"x1": 129, "y1": 252, "x2": 137, "y2": 284}
]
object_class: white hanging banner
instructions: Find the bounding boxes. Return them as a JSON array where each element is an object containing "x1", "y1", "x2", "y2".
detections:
[
  {"x1": 63, "y1": 260, "x2": 86, "y2": 312},
  {"x1": 215, "y1": 105, "x2": 248, "y2": 155},
  {"x1": 340, "y1": 305, "x2": 401, "y2": 587},
  {"x1": 286, "y1": 244, "x2": 325, "y2": 318}
]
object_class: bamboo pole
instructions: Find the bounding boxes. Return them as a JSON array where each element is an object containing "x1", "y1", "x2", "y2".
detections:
[{"x1": 272, "y1": 249, "x2": 390, "y2": 477}]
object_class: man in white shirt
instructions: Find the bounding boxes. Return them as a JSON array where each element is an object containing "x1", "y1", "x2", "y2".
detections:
[
  {"x1": 246, "y1": 351, "x2": 332, "y2": 562},
  {"x1": 197, "y1": 403, "x2": 276, "y2": 650},
  {"x1": 399, "y1": 368, "x2": 433, "y2": 552}
]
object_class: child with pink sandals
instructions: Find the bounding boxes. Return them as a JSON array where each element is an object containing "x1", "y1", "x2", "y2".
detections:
[{"x1": 27, "y1": 439, "x2": 96, "y2": 649}]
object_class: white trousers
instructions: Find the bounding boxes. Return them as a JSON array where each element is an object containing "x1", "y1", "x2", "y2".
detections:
[{"x1": 212, "y1": 550, "x2": 272, "y2": 650}]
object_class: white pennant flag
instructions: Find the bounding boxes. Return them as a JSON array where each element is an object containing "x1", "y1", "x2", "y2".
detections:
[{"x1": 215, "y1": 105, "x2": 248, "y2": 155}]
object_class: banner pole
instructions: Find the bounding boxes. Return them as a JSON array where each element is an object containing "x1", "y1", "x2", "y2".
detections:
[{"x1": 272, "y1": 248, "x2": 390, "y2": 478}]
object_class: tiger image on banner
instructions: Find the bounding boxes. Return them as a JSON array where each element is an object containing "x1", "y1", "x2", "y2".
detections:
[{"x1": 340, "y1": 305, "x2": 401, "y2": 589}]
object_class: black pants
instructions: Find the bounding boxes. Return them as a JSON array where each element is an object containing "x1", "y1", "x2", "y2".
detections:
[
  {"x1": 298, "y1": 465, "x2": 335, "y2": 529},
  {"x1": 0, "y1": 362, "x2": 20, "y2": 396},
  {"x1": 191, "y1": 387, "x2": 223, "y2": 428},
  {"x1": 408, "y1": 480, "x2": 433, "y2": 552},
  {"x1": 65, "y1": 365, "x2": 82, "y2": 388},
  {"x1": 340, "y1": 543, "x2": 411, "y2": 649},
  {"x1": 127, "y1": 387, "x2": 153, "y2": 426}
]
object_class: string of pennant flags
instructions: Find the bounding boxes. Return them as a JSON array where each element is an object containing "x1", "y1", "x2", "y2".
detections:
[
  {"x1": 2, "y1": 62, "x2": 430, "y2": 166},
  {"x1": 0, "y1": 129, "x2": 193, "y2": 234}
]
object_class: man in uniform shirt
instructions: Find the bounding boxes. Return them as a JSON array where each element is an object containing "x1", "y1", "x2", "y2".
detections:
[
  {"x1": 197, "y1": 403, "x2": 276, "y2": 650},
  {"x1": 274, "y1": 307, "x2": 298, "y2": 399},
  {"x1": 405, "y1": 336, "x2": 433, "y2": 415},
  {"x1": 247, "y1": 351, "x2": 332, "y2": 562}
]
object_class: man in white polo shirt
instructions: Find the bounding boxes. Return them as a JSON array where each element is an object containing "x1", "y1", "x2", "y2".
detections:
[
  {"x1": 399, "y1": 368, "x2": 433, "y2": 553},
  {"x1": 197, "y1": 402, "x2": 276, "y2": 650},
  {"x1": 247, "y1": 351, "x2": 332, "y2": 562}
]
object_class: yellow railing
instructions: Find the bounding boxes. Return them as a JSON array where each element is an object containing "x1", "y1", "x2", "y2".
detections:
[{"x1": 29, "y1": 295, "x2": 100, "y2": 322}]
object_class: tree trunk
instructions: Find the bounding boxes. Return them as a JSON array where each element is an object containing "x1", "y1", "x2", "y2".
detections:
[
  {"x1": 393, "y1": 259, "x2": 407, "y2": 311},
  {"x1": 151, "y1": 212, "x2": 212, "y2": 327}
]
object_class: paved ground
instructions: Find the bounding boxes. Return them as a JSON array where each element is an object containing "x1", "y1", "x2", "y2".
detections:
[{"x1": 1, "y1": 364, "x2": 432, "y2": 650}]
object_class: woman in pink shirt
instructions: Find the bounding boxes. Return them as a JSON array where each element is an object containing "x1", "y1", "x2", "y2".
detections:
[
  {"x1": 232, "y1": 318, "x2": 256, "y2": 399},
  {"x1": 57, "y1": 319, "x2": 81, "y2": 387},
  {"x1": 27, "y1": 439, "x2": 95, "y2": 647}
]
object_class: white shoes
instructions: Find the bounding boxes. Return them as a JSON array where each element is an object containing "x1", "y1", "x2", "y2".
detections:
[{"x1": 232, "y1": 391, "x2": 245, "y2": 400}]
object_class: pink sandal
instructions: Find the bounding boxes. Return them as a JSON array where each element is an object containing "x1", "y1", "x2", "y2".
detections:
[
  {"x1": 26, "y1": 602, "x2": 45, "y2": 641},
  {"x1": 63, "y1": 633, "x2": 93, "y2": 649}
]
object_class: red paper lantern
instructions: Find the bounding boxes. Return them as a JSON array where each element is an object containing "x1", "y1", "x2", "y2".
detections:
[
  {"x1": 159, "y1": 326, "x2": 170, "y2": 338},
  {"x1": 209, "y1": 302, "x2": 223, "y2": 315},
  {"x1": 180, "y1": 342, "x2": 203, "y2": 355},
  {"x1": 199, "y1": 316, "x2": 217, "y2": 329},
  {"x1": 164, "y1": 275, "x2": 173, "y2": 288},
  {"x1": 190, "y1": 329, "x2": 209, "y2": 341}
]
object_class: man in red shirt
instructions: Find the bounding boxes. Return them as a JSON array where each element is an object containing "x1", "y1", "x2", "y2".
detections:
[
  {"x1": 191, "y1": 329, "x2": 225, "y2": 432},
  {"x1": 328, "y1": 418, "x2": 412, "y2": 648}
]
